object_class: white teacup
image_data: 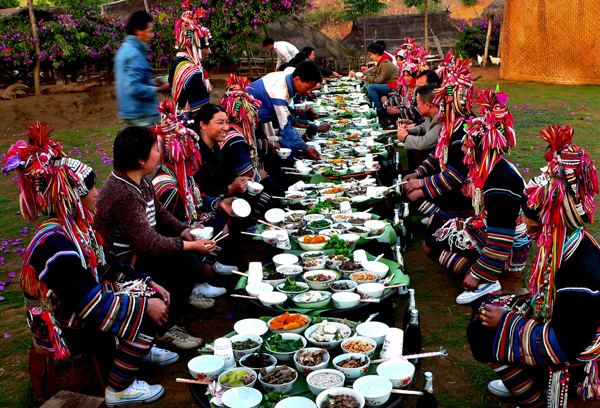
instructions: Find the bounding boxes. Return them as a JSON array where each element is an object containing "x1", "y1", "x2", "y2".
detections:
[
  {"x1": 247, "y1": 181, "x2": 264, "y2": 196},
  {"x1": 191, "y1": 227, "x2": 214, "y2": 240}
]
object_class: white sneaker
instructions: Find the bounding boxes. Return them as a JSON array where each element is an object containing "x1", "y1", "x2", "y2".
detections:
[
  {"x1": 156, "y1": 326, "x2": 203, "y2": 350},
  {"x1": 141, "y1": 345, "x2": 179, "y2": 366},
  {"x1": 188, "y1": 292, "x2": 216, "y2": 309},
  {"x1": 456, "y1": 281, "x2": 501, "y2": 305},
  {"x1": 488, "y1": 380, "x2": 512, "y2": 397},
  {"x1": 105, "y1": 380, "x2": 164, "y2": 406},
  {"x1": 193, "y1": 282, "x2": 226, "y2": 298},
  {"x1": 214, "y1": 261, "x2": 238, "y2": 275},
  {"x1": 421, "y1": 216, "x2": 431, "y2": 225}
]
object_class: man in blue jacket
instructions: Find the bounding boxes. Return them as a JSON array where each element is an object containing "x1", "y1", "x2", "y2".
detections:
[{"x1": 115, "y1": 11, "x2": 169, "y2": 127}]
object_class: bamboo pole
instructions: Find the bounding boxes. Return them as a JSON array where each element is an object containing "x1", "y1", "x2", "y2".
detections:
[
  {"x1": 424, "y1": 0, "x2": 429, "y2": 52},
  {"x1": 244, "y1": 40, "x2": 255, "y2": 78},
  {"x1": 143, "y1": 0, "x2": 150, "y2": 13},
  {"x1": 26, "y1": 0, "x2": 41, "y2": 96},
  {"x1": 483, "y1": 16, "x2": 493, "y2": 68}
]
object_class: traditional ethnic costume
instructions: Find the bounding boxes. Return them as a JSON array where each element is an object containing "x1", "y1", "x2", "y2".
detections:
[
  {"x1": 467, "y1": 124, "x2": 600, "y2": 408},
  {"x1": 425, "y1": 88, "x2": 530, "y2": 303},
  {"x1": 169, "y1": 1, "x2": 212, "y2": 133},
  {"x1": 2, "y1": 123, "x2": 165, "y2": 403}
]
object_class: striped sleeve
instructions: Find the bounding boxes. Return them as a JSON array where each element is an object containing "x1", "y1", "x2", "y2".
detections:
[
  {"x1": 421, "y1": 164, "x2": 466, "y2": 199},
  {"x1": 469, "y1": 226, "x2": 516, "y2": 281},
  {"x1": 415, "y1": 152, "x2": 439, "y2": 177}
]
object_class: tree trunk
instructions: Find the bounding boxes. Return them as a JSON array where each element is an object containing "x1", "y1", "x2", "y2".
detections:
[
  {"x1": 483, "y1": 16, "x2": 493, "y2": 67},
  {"x1": 143, "y1": 0, "x2": 150, "y2": 13},
  {"x1": 26, "y1": 0, "x2": 41, "y2": 96},
  {"x1": 424, "y1": 0, "x2": 429, "y2": 52},
  {"x1": 244, "y1": 40, "x2": 255, "y2": 78}
]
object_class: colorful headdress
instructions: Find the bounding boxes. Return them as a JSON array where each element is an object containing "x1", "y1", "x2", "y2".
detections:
[
  {"x1": 433, "y1": 51, "x2": 476, "y2": 165},
  {"x1": 462, "y1": 87, "x2": 516, "y2": 214},
  {"x1": 395, "y1": 37, "x2": 417, "y2": 59},
  {"x1": 525, "y1": 125, "x2": 598, "y2": 320},
  {"x1": 174, "y1": 0, "x2": 212, "y2": 66}
]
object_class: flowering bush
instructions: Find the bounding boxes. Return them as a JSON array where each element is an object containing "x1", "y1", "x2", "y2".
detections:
[{"x1": 448, "y1": 16, "x2": 502, "y2": 59}]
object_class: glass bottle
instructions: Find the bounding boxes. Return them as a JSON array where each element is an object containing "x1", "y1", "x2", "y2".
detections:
[{"x1": 416, "y1": 372, "x2": 438, "y2": 408}]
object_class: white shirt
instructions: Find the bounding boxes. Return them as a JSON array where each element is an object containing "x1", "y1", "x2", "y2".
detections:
[{"x1": 273, "y1": 41, "x2": 299, "y2": 69}]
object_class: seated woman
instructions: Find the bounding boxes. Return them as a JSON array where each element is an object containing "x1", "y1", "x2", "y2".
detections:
[
  {"x1": 349, "y1": 42, "x2": 399, "y2": 110},
  {"x1": 2, "y1": 122, "x2": 174, "y2": 406},
  {"x1": 94, "y1": 126, "x2": 217, "y2": 350},
  {"x1": 467, "y1": 125, "x2": 600, "y2": 408},
  {"x1": 152, "y1": 100, "x2": 238, "y2": 280}
]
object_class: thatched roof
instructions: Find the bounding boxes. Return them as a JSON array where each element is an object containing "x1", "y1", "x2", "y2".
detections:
[
  {"x1": 481, "y1": 0, "x2": 504, "y2": 19},
  {"x1": 1, "y1": 6, "x2": 66, "y2": 20}
]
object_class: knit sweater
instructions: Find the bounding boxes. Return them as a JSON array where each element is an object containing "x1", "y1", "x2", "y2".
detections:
[
  {"x1": 403, "y1": 114, "x2": 442, "y2": 152},
  {"x1": 94, "y1": 170, "x2": 187, "y2": 262},
  {"x1": 364, "y1": 56, "x2": 399, "y2": 88}
]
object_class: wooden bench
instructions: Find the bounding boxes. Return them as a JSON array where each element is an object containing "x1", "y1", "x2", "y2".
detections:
[{"x1": 40, "y1": 390, "x2": 104, "y2": 408}]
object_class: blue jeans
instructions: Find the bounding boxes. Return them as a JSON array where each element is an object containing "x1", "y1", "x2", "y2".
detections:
[{"x1": 366, "y1": 83, "x2": 393, "y2": 109}]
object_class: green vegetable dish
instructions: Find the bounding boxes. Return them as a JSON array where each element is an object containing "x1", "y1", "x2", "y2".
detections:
[
  {"x1": 232, "y1": 340, "x2": 260, "y2": 350},
  {"x1": 265, "y1": 334, "x2": 304, "y2": 353},
  {"x1": 309, "y1": 220, "x2": 330, "y2": 228},
  {"x1": 280, "y1": 278, "x2": 305, "y2": 292},
  {"x1": 325, "y1": 235, "x2": 351, "y2": 258}
]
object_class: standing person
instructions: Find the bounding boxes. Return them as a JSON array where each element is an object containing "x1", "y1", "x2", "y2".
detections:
[
  {"x1": 247, "y1": 60, "x2": 323, "y2": 161},
  {"x1": 114, "y1": 11, "x2": 169, "y2": 128},
  {"x1": 169, "y1": 1, "x2": 213, "y2": 133},
  {"x1": 263, "y1": 38, "x2": 299, "y2": 70},
  {"x1": 467, "y1": 125, "x2": 600, "y2": 408},
  {"x1": 301, "y1": 46, "x2": 340, "y2": 78},
  {"x1": 94, "y1": 126, "x2": 217, "y2": 350},
  {"x1": 2, "y1": 122, "x2": 173, "y2": 405}
]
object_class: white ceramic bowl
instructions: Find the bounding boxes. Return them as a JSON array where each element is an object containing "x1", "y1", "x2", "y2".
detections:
[
  {"x1": 306, "y1": 369, "x2": 346, "y2": 396},
  {"x1": 356, "y1": 283, "x2": 385, "y2": 299},
  {"x1": 341, "y1": 336, "x2": 378, "y2": 358},
  {"x1": 300, "y1": 257, "x2": 327, "y2": 272},
  {"x1": 247, "y1": 181, "x2": 264, "y2": 196},
  {"x1": 261, "y1": 230, "x2": 278, "y2": 245},
  {"x1": 265, "y1": 208, "x2": 286, "y2": 224},
  {"x1": 330, "y1": 213, "x2": 353, "y2": 224},
  {"x1": 258, "y1": 291, "x2": 288, "y2": 307},
  {"x1": 218, "y1": 367, "x2": 258, "y2": 390},
  {"x1": 352, "y1": 212, "x2": 373, "y2": 221},
  {"x1": 345, "y1": 226, "x2": 370, "y2": 238},
  {"x1": 297, "y1": 166, "x2": 312, "y2": 175},
  {"x1": 190, "y1": 226, "x2": 214, "y2": 240},
  {"x1": 332, "y1": 353, "x2": 371, "y2": 382},
  {"x1": 372, "y1": 186, "x2": 389, "y2": 197},
  {"x1": 232, "y1": 199, "x2": 251, "y2": 218},
  {"x1": 332, "y1": 292, "x2": 361, "y2": 309},
  {"x1": 239, "y1": 353, "x2": 278, "y2": 371},
  {"x1": 293, "y1": 347, "x2": 330, "y2": 375},
  {"x1": 320, "y1": 228, "x2": 343, "y2": 237},
  {"x1": 358, "y1": 178, "x2": 377, "y2": 186},
  {"x1": 277, "y1": 148, "x2": 292, "y2": 159},
  {"x1": 354, "y1": 147, "x2": 370, "y2": 157},
  {"x1": 246, "y1": 282, "x2": 273, "y2": 298},
  {"x1": 277, "y1": 281, "x2": 310, "y2": 299},
  {"x1": 298, "y1": 235, "x2": 330, "y2": 251},
  {"x1": 188, "y1": 355, "x2": 225, "y2": 381},
  {"x1": 234, "y1": 318, "x2": 269, "y2": 336},
  {"x1": 328, "y1": 279, "x2": 358, "y2": 293},
  {"x1": 304, "y1": 322, "x2": 352, "y2": 350},
  {"x1": 300, "y1": 199, "x2": 319, "y2": 208},
  {"x1": 230, "y1": 333, "x2": 264, "y2": 361},
  {"x1": 303, "y1": 270, "x2": 339, "y2": 290},
  {"x1": 303, "y1": 214, "x2": 326, "y2": 222},
  {"x1": 362, "y1": 261, "x2": 389, "y2": 279},
  {"x1": 264, "y1": 333, "x2": 307, "y2": 362},
  {"x1": 319, "y1": 188, "x2": 345, "y2": 199},
  {"x1": 300, "y1": 251, "x2": 326, "y2": 261},
  {"x1": 316, "y1": 387, "x2": 365, "y2": 408},
  {"x1": 273, "y1": 253, "x2": 299, "y2": 268},
  {"x1": 276, "y1": 264, "x2": 304, "y2": 280},
  {"x1": 349, "y1": 164, "x2": 366, "y2": 174},
  {"x1": 292, "y1": 291, "x2": 332, "y2": 310},
  {"x1": 376, "y1": 358, "x2": 415, "y2": 388},
  {"x1": 353, "y1": 375, "x2": 393, "y2": 407},
  {"x1": 266, "y1": 314, "x2": 312, "y2": 335},
  {"x1": 364, "y1": 220, "x2": 387, "y2": 236},
  {"x1": 338, "y1": 233, "x2": 360, "y2": 247},
  {"x1": 222, "y1": 387, "x2": 262, "y2": 408},
  {"x1": 305, "y1": 219, "x2": 333, "y2": 231},
  {"x1": 350, "y1": 272, "x2": 378, "y2": 285},
  {"x1": 351, "y1": 195, "x2": 370, "y2": 203},
  {"x1": 285, "y1": 191, "x2": 307, "y2": 204},
  {"x1": 356, "y1": 322, "x2": 389, "y2": 346},
  {"x1": 275, "y1": 396, "x2": 317, "y2": 408},
  {"x1": 262, "y1": 275, "x2": 287, "y2": 289},
  {"x1": 258, "y1": 365, "x2": 299, "y2": 393}
]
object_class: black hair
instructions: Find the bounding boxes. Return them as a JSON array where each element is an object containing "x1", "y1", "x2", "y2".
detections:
[
  {"x1": 262, "y1": 38, "x2": 275, "y2": 47},
  {"x1": 278, "y1": 61, "x2": 299, "y2": 71},
  {"x1": 301, "y1": 46, "x2": 315, "y2": 55},
  {"x1": 292, "y1": 60, "x2": 323, "y2": 83},
  {"x1": 83, "y1": 171, "x2": 96, "y2": 194},
  {"x1": 374, "y1": 40, "x2": 387, "y2": 50},
  {"x1": 197, "y1": 103, "x2": 227, "y2": 127},
  {"x1": 521, "y1": 194, "x2": 542, "y2": 223},
  {"x1": 416, "y1": 84, "x2": 438, "y2": 105},
  {"x1": 403, "y1": 69, "x2": 417, "y2": 78},
  {"x1": 417, "y1": 70, "x2": 442, "y2": 87},
  {"x1": 367, "y1": 42, "x2": 384, "y2": 56},
  {"x1": 295, "y1": 52, "x2": 309, "y2": 62},
  {"x1": 113, "y1": 126, "x2": 157, "y2": 172},
  {"x1": 126, "y1": 11, "x2": 153, "y2": 36}
]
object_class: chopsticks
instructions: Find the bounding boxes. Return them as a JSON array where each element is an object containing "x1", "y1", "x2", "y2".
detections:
[
  {"x1": 176, "y1": 378, "x2": 212, "y2": 385},
  {"x1": 241, "y1": 231, "x2": 261, "y2": 237},
  {"x1": 388, "y1": 180, "x2": 408, "y2": 189},
  {"x1": 359, "y1": 299, "x2": 380, "y2": 303},
  {"x1": 384, "y1": 284, "x2": 406, "y2": 289},
  {"x1": 232, "y1": 271, "x2": 249, "y2": 277},
  {"x1": 258, "y1": 220, "x2": 285, "y2": 230},
  {"x1": 230, "y1": 294, "x2": 257, "y2": 300},
  {"x1": 391, "y1": 390, "x2": 423, "y2": 395},
  {"x1": 204, "y1": 233, "x2": 229, "y2": 248},
  {"x1": 371, "y1": 348, "x2": 448, "y2": 364}
]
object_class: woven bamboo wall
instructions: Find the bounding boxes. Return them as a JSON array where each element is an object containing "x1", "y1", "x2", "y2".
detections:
[{"x1": 500, "y1": 0, "x2": 600, "y2": 85}]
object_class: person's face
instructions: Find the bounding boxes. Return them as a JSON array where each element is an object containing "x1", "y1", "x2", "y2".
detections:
[
  {"x1": 396, "y1": 55, "x2": 403, "y2": 65},
  {"x1": 416, "y1": 95, "x2": 431, "y2": 117},
  {"x1": 403, "y1": 71, "x2": 413, "y2": 83},
  {"x1": 265, "y1": 44, "x2": 274, "y2": 51},
  {"x1": 369, "y1": 52, "x2": 380, "y2": 62},
  {"x1": 81, "y1": 186, "x2": 99, "y2": 212},
  {"x1": 201, "y1": 112, "x2": 230, "y2": 142},
  {"x1": 293, "y1": 78, "x2": 319, "y2": 96},
  {"x1": 309, "y1": 51, "x2": 315, "y2": 60},
  {"x1": 201, "y1": 47, "x2": 211, "y2": 59},
  {"x1": 140, "y1": 142, "x2": 160, "y2": 175},
  {"x1": 416, "y1": 75, "x2": 428, "y2": 87},
  {"x1": 135, "y1": 22, "x2": 154, "y2": 44}
]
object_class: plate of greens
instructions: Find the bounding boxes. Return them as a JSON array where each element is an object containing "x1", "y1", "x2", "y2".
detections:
[{"x1": 265, "y1": 333, "x2": 307, "y2": 362}]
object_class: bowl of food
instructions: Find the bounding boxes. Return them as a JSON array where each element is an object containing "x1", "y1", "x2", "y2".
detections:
[
  {"x1": 320, "y1": 228, "x2": 343, "y2": 237},
  {"x1": 332, "y1": 223, "x2": 351, "y2": 233},
  {"x1": 316, "y1": 388, "x2": 365, "y2": 408},
  {"x1": 341, "y1": 337, "x2": 377, "y2": 358},
  {"x1": 292, "y1": 290, "x2": 332, "y2": 309},
  {"x1": 303, "y1": 214, "x2": 326, "y2": 222},
  {"x1": 356, "y1": 283, "x2": 386, "y2": 300},
  {"x1": 294, "y1": 348, "x2": 330, "y2": 375},
  {"x1": 304, "y1": 320, "x2": 351, "y2": 350},
  {"x1": 285, "y1": 192, "x2": 307, "y2": 204},
  {"x1": 345, "y1": 226, "x2": 370, "y2": 238},
  {"x1": 349, "y1": 164, "x2": 366, "y2": 174},
  {"x1": 239, "y1": 352, "x2": 278, "y2": 371},
  {"x1": 277, "y1": 148, "x2": 292, "y2": 159},
  {"x1": 300, "y1": 257, "x2": 327, "y2": 272},
  {"x1": 283, "y1": 211, "x2": 307, "y2": 223},
  {"x1": 298, "y1": 234, "x2": 330, "y2": 251},
  {"x1": 326, "y1": 254, "x2": 349, "y2": 269},
  {"x1": 276, "y1": 264, "x2": 304, "y2": 281},
  {"x1": 262, "y1": 271, "x2": 288, "y2": 289},
  {"x1": 221, "y1": 388, "x2": 262, "y2": 408},
  {"x1": 190, "y1": 226, "x2": 214, "y2": 240},
  {"x1": 363, "y1": 220, "x2": 387, "y2": 236},
  {"x1": 353, "y1": 375, "x2": 393, "y2": 407},
  {"x1": 188, "y1": 355, "x2": 225, "y2": 381},
  {"x1": 234, "y1": 318, "x2": 269, "y2": 337},
  {"x1": 354, "y1": 147, "x2": 370, "y2": 157},
  {"x1": 300, "y1": 199, "x2": 319, "y2": 209},
  {"x1": 258, "y1": 291, "x2": 288, "y2": 307},
  {"x1": 258, "y1": 365, "x2": 298, "y2": 394},
  {"x1": 265, "y1": 208, "x2": 286, "y2": 224},
  {"x1": 290, "y1": 228, "x2": 316, "y2": 243},
  {"x1": 218, "y1": 367, "x2": 258, "y2": 390},
  {"x1": 356, "y1": 322, "x2": 389, "y2": 346},
  {"x1": 274, "y1": 396, "x2": 317, "y2": 408},
  {"x1": 265, "y1": 333, "x2": 307, "y2": 362},
  {"x1": 330, "y1": 214, "x2": 352, "y2": 224},
  {"x1": 352, "y1": 212, "x2": 373, "y2": 221},
  {"x1": 328, "y1": 280, "x2": 358, "y2": 293},
  {"x1": 376, "y1": 358, "x2": 415, "y2": 388},
  {"x1": 332, "y1": 292, "x2": 361, "y2": 310},
  {"x1": 273, "y1": 253, "x2": 299, "y2": 268},
  {"x1": 303, "y1": 270, "x2": 339, "y2": 290},
  {"x1": 337, "y1": 233, "x2": 360, "y2": 248},
  {"x1": 306, "y1": 369, "x2": 346, "y2": 396},
  {"x1": 230, "y1": 333, "x2": 264, "y2": 361},
  {"x1": 261, "y1": 230, "x2": 279, "y2": 245},
  {"x1": 277, "y1": 280, "x2": 310, "y2": 299},
  {"x1": 245, "y1": 282, "x2": 273, "y2": 298},
  {"x1": 305, "y1": 219, "x2": 333, "y2": 232},
  {"x1": 362, "y1": 261, "x2": 389, "y2": 279},
  {"x1": 300, "y1": 250, "x2": 326, "y2": 261},
  {"x1": 319, "y1": 187, "x2": 345, "y2": 199},
  {"x1": 267, "y1": 312, "x2": 311, "y2": 334},
  {"x1": 350, "y1": 272, "x2": 378, "y2": 285},
  {"x1": 246, "y1": 181, "x2": 264, "y2": 196},
  {"x1": 232, "y1": 199, "x2": 252, "y2": 218},
  {"x1": 332, "y1": 353, "x2": 370, "y2": 382},
  {"x1": 283, "y1": 222, "x2": 304, "y2": 235},
  {"x1": 337, "y1": 261, "x2": 365, "y2": 279}
]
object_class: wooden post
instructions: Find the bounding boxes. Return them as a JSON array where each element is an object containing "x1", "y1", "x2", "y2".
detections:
[
  {"x1": 424, "y1": 0, "x2": 429, "y2": 51},
  {"x1": 26, "y1": 0, "x2": 41, "y2": 96},
  {"x1": 483, "y1": 16, "x2": 493, "y2": 67},
  {"x1": 143, "y1": 0, "x2": 150, "y2": 13},
  {"x1": 244, "y1": 40, "x2": 255, "y2": 78},
  {"x1": 497, "y1": 25, "x2": 503, "y2": 58}
]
